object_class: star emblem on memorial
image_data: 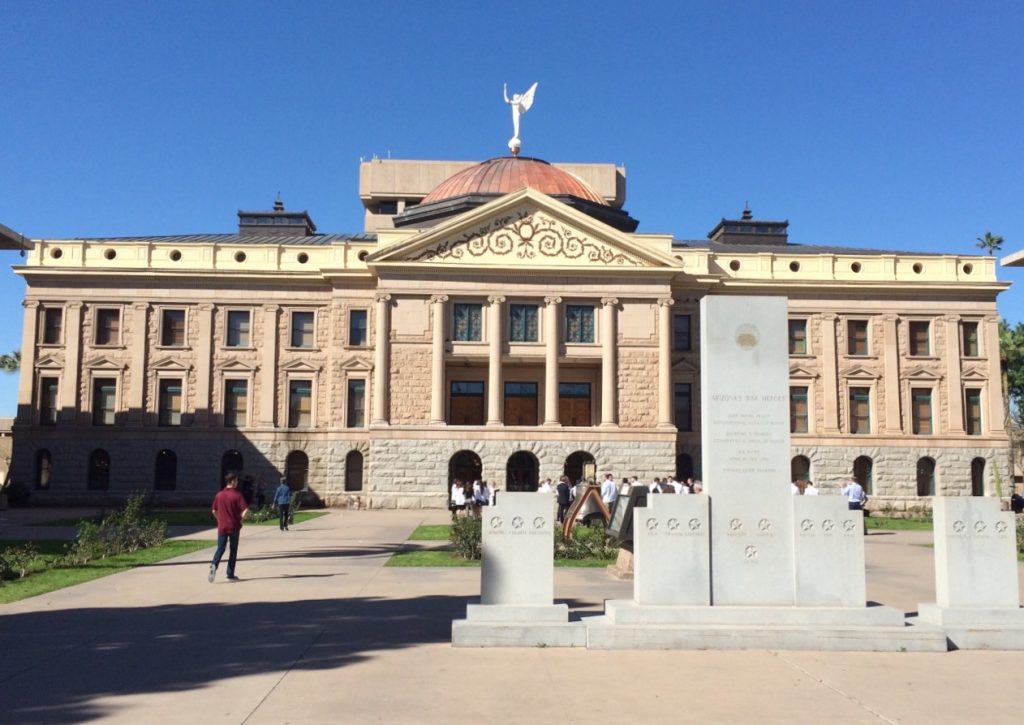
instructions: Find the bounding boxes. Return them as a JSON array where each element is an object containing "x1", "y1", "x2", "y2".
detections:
[
  {"x1": 953, "y1": 520, "x2": 966, "y2": 533},
  {"x1": 646, "y1": 518, "x2": 659, "y2": 531},
  {"x1": 822, "y1": 519, "x2": 835, "y2": 532},
  {"x1": 995, "y1": 521, "x2": 1008, "y2": 534},
  {"x1": 744, "y1": 545, "x2": 758, "y2": 559},
  {"x1": 729, "y1": 518, "x2": 743, "y2": 531},
  {"x1": 533, "y1": 516, "x2": 545, "y2": 529},
  {"x1": 512, "y1": 516, "x2": 524, "y2": 530},
  {"x1": 489, "y1": 516, "x2": 503, "y2": 530},
  {"x1": 688, "y1": 518, "x2": 702, "y2": 531},
  {"x1": 801, "y1": 519, "x2": 814, "y2": 532},
  {"x1": 758, "y1": 518, "x2": 772, "y2": 532},
  {"x1": 667, "y1": 518, "x2": 681, "y2": 531},
  {"x1": 843, "y1": 520, "x2": 856, "y2": 532},
  {"x1": 974, "y1": 521, "x2": 987, "y2": 534}
]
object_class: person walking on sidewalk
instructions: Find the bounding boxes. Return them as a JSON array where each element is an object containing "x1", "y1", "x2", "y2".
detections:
[
  {"x1": 209, "y1": 472, "x2": 249, "y2": 582},
  {"x1": 274, "y1": 477, "x2": 292, "y2": 531}
]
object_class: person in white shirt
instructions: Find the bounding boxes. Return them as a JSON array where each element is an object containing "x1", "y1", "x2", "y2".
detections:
[
  {"x1": 804, "y1": 480, "x2": 819, "y2": 496},
  {"x1": 450, "y1": 480, "x2": 467, "y2": 514},
  {"x1": 840, "y1": 478, "x2": 867, "y2": 534},
  {"x1": 671, "y1": 477, "x2": 685, "y2": 494},
  {"x1": 600, "y1": 473, "x2": 618, "y2": 509},
  {"x1": 538, "y1": 478, "x2": 553, "y2": 494}
]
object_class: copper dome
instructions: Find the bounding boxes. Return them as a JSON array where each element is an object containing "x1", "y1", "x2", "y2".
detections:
[{"x1": 419, "y1": 156, "x2": 608, "y2": 206}]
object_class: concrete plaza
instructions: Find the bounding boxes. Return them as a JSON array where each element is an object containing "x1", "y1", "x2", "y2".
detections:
[{"x1": 1, "y1": 508, "x2": 1023, "y2": 724}]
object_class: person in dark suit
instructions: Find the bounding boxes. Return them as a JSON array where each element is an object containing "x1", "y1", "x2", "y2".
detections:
[{"x1": 556, "y1": 476, "x2": 572, "y2": 523}]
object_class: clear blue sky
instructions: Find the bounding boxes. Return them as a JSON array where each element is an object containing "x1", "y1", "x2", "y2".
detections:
[{"x1": 1, "y1": 0, "x2": 1022, "y2": 414}]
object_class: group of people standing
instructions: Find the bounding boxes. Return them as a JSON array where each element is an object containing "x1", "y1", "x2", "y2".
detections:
[{"x1": 449, "y1": 479, "x2": 498, "y2": 514}]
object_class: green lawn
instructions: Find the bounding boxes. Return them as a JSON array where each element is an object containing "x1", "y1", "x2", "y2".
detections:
[
  {"x1": 34, "y1": 509, "x2": 328, "y2": 528},
  {"x1": 386, "y1": 546, "x2": 614, "y2": 568},
  {"x1": 0, "y1": 539, "x2": 214, "y2": 604},
  {"x1": 866, "y1": 517, "x2": 933, "y2": 531},
  {"x1": 408, "y1": 524, "x2": 451, "y2": 541}
]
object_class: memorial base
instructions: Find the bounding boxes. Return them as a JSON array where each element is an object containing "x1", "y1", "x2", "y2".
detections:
[
  {"x1": 583, "y1": 601, "x2": 947, "y2": 652},
  {"x1": 915, "y1": 604, "x2": 1024, "y2": 650},
  {"x1": 451, "y1": 604, "x2": 586, "y2": 648}
]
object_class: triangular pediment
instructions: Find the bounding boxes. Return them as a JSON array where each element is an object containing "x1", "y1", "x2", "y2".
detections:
[
  {"x1": 340, "y1": 356, "x2": 373, "y2": 372},
  {"x1": 217, "y1": 358, "x2": 258, "y2": 373},
  {"x1": 151, "y1": 356, "x2": 192, "y2": 372},
  {"x1": 671, "y1": 358, "x2": 700, "y2": 374},
  {"x1": 282, "y1": 359, "x2": 322, "y2": 373},
  {"x1": 367, "y1": 187, "x2": 677, "y2": 271},
  {"x1": 840, "y1": 365, "x2": 881, "y2": 380},
  {"x1": 789, "y1": 365, "x2": 819, "y2": 379},
  {"x1": 904, "y1": 366, "x2": 943, "y2": 381},
  {"x1": 84, "y1": 355, "x2": 126, "y2": 371},
  {"x1": 961, "y1": 367, "x2": 988, "y2": 381},
  {"x1": 35, "y1": 353, "x2": 64, "y2": 370}
]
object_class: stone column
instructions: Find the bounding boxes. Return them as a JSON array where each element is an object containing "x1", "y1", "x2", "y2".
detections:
[
  {"x1": 487, "y1": 295, "x2": 505, "y2": 426},
  {"x1": 371, "y1": 293, "x2": 391, "y2": 426},
  {"x1": 820, "y1": 314, "x2": 840, "y2": 433},
  {"x1": 600, "y1": 297, "x2": 619, "y2": 428},
  {"x1": 882, "y1": 314, "x2": 902, "y2": 433},
  {"x1": 15, "y1": 301, "x2": 39, "y2": 425},
  {"x1": 429, "y1": 294, "x2": 448, "y2": 425},
  {"x1": 258, "y1": 304, "x2": 279, "y2": 428},
  {"x1": 985, "y1": 316, "x2": 1005, "y2": 433},
  {"x1": 193, "y1": 303, "x2": 214, "y2": 427},
  {"x1": 945, "y1": 315, "x2": 964, "y2": 434},
  {"x1": 657, "y1": 298, "x2": 675, "y2": 428},
  {"x1": 127, "y1": 303, "x2": 150, "y2": 426},
  {"x1": 543, "y1": 296, "x2": 562, "y2": 426},
  {"x1": 59, "y1": 302, "x2": 83, "y2": 424}
]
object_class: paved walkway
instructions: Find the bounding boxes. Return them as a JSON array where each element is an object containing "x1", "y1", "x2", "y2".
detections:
[{"x1": 1, "y1": 509, "x2": 1022, "y2": 724}]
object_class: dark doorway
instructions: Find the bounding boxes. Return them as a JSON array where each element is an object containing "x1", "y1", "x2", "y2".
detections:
[
  {"x1": 221, "y1": 450, "x2": 243, "y2": 489},
  {"x1": 285, "y1": 450, "x2": 309, "y2": 490},
  {"x1": 154, "y1": 449, "x2": 177, "y2": 491},
  {"x1": 448, "y1": 450, "x2": 482, "y2": 488},
  {"x1": 564, "y1": 451, "x2": 596, "y2": 484},
  {"x1": 791, "y1": 455, "x2": 810, "y2": 483},
  {"x1": 345, "y1": 450, "x2": 364, "y2": 492},
  {"x1": 676, "y1": 453, "x2": 694, "y2": 481},
  {"x1": 35, "y1": 449, "x2": 52, "y2": 490},
  {"x1": 87, "y1": 449, "x2": 110, "y2": 491},
  {"x1": 853, "y1": 456, "x2": 873, "y2": 494},
  {"x1": 916, "y1": 457, "x2": 936, "y2": 496},
  {"x1": 971, "y1": 457, "x2": 985, "y2": 496},
  {"x1": 506, "y1": 451, "x2": 539, "y2": 492}
]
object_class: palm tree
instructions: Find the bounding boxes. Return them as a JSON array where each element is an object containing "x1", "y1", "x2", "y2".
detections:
[
  {"x1": 976, "y1": 231, "x2": 1005, "y2": 256},
  {"x1": 0, "y1": 350, "x2": 20, "y2": 372}
]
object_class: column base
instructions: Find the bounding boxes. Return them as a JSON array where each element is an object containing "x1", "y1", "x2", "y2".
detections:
[
  {"x1": 369, "y1": 420, "x2": 391, "y2": 429},
  {"x1": 428, "y1": 419, "x2": 447, "y2": 427},
  {"x1": 542, "y1": 420, "x2": 562, "y2": 427},
  {"x1": 486, "y1": 420, "x2": 504, "y2": 427},
  {"x1": 599, "y1": 422, "x2": 619, "y2": 429}
]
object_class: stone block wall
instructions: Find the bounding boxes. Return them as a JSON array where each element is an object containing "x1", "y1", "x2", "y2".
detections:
[
  {"x1": 389, "y1": 344, "x2": 431, "y2": 424},
  {"x1": 618, "y1": 348, "x2": 658, "y2": 428}
]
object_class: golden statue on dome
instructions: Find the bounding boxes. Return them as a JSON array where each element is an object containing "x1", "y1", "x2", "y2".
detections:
[{"x1": 503, "y1": 82, "x2": 537, "y2": 156}]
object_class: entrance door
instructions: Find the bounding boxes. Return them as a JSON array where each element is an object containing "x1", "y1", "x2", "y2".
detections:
[
  {"x1": 221, "y1": 450, "x2": 243, "y2": 489},
  {"x1": 506, "y1": 451, "x2": 539, "y2": 492},
  {"x1": 449, "y1": 451, "x2": 482, "y2": 488},
  {"x1": 285, "y1": 450, "x2": 309, "y2": 490},
  {"x1": 564, "y1": 451, "x2": 595, "y2": 484}
]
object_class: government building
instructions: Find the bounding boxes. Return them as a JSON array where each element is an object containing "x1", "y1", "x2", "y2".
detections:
[{"x1": 8, "y1": 154, "x2": 1010, "y2": 512}]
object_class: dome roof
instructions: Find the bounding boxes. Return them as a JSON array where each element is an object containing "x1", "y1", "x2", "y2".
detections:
[{"x1": 419, "y1": 156, "x2": 608, "y2": 206}]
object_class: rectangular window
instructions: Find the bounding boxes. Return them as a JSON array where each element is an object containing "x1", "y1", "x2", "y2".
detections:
[
  {"x1": 226, "y1": 310, "x2": 251, "y2": 348},
  {"x1": 565, "y1": 305, "x2": 595, "y2": 344},
  {"x1": 912, "y1": 389, "x2": 933, "y2": 434},
  {"x1": 504, "y1": 381, "x2": 538, "y2": 426},
  {"x1": 450, "y1": 380, "x2": 485, "y2": 425},
  {"x1": 558, "y1": 382, "x2": 592, "y2": 426},
  {"x1": 788, "y1": 319, "x2": 807, "y2": 355},
  {"x1": 161, "y1": 309, "x2": 186, "y2": 347},
  {"x1": 347, "y1": 379, "x2": 366, "y2": 428},
  {"x1": 909, "y1": 320, "x2": 930, "y2": 356},
  {"x1": 224, "y1": 379, "x2": 248, "y2": 428},
  {"x1": 158, "y1": 378, "x2": 183, "y2": 426},
  {"x1": 349, "y1": 309, "x2": 368, "y2": 346},
  {"x1": 92, "y1": 377, "x2": 116, "y2": 426},
  {"x1": 673, "y1": 315, "x2": 691, "y2": 351},
  {"x1": 961, "y1": 321, "x2": 979, "y2": 357},
  {"x1": 965, "y1": 388, "x2": 982, "y2": 435},
  {"x1": 291, "y1": 311, "x2": 315, "y2": 348},
  {"x1": 453, "y1": 304, "x2": 482, "y2": 342},
  {"x1": 847, "y1": 320, "x2": 868, "y2": 355},
  {"x1": 39, "y1": 377, "x2": 59, "y2": 426},
  {"x1": 288, "y1": 380, "x2": 312, "y2": 428},
  {"x1": 790, "y1": 386, "x2": 809, "y2": 434},
  {"x1": 674, "y1": 383, "x2": 692, "y2": 431},
  {"x1": 849, "y1": 387, "x2": 871, "y2": 434},
  {"x1": 41, "y1": 307, "x2": 63, "y2": 345},
  {"x1": 509, "y1": 304, "x2": 539, "y2": 343},
  {"x1": 94, "y1": 309, "x2": 121, "y2": 346}
]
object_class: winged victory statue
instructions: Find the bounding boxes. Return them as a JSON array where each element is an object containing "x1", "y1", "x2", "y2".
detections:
[{"x1": 503, "y1": 82, "x2": 538, "y2": 156}]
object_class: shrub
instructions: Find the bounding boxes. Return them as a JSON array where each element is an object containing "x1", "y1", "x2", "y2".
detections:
[
  {"x1": 1017, "y1": 516, "x2": 1024, "y2": 557},
  {"x1": 4, "y1": 481, "x2": 31, "y2": 508},
  {"x1": 0, "y1": 543, "x2": 38, "y2": 582},
  {"x1": 449, "y1": 514, "x2": 482, "y2": 560},
  {"x1": 247, "y1": 506, "x2": 276, "y2": 524},
  {"x1": 555, "y1": 525, "x2": 618, "y2": 560},
  {"x1": 64, "y1": 493, "x2": 166, "y2": 564}
]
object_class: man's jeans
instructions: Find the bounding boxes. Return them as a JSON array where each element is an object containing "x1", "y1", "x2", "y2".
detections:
[{"x1": 211, "y1": 531, "x2": 240, "y2": 576}]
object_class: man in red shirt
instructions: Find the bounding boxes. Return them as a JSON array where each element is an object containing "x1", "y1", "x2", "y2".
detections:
[{"x1": 208, "y1": 472, "x2": 250, "y2": 582}]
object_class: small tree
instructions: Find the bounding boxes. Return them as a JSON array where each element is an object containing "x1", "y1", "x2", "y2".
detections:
[
  {"x1": 976, "y1": 231, "x2": 1004, "y2": 256},
  {"x1": 0, "y1": 350, "x2": 19, "y2": 373}
]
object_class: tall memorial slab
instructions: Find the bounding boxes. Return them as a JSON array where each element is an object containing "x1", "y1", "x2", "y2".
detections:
[{"x1": 700, "y1": 295, "x2": 795, "y2": 604}]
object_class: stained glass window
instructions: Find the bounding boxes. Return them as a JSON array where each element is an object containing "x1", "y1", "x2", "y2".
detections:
[
  {"x1": 453, "y1": 303, "x2": 482, "y2": 342},
  {"x1": 509, "y1": 304, "x2": 539, "y2": 342},
  {"x1": 565, "y1": 305, "x2": 594, "y2": 343}
]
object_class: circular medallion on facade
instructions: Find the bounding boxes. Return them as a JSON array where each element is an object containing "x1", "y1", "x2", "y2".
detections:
[
  {"x1": 519, "y1": 222, "x2": 534, "y2": 240},
  {"x1": 489, "y1": 516, "x2": 503, "y2": 530},
  {"x1": 735, "y1": 323, "x2": 760, "y2": 350}
]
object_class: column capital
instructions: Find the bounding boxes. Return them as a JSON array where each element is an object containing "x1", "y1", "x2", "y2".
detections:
[
  {"x1": 198, "y1": 303, "x2": 215, "y2": 313},
  {"x1": 657, "y1": 297, "x2": 675, "y2": 308},
  {"x1": 374, "y1": 292, "x2": 392, "y2": 304},
  {"x1": 263, "y1": 304, "x2": 280, "y2": 313},
  {"x1": 821, "y1": 313, "x2": 838, "y2": 322},
  {"x1": 544, "y1": 296, "x2": 562, "y2": 306},
  {"x1": 943, "y1": 314, "x2": 961, "y2": 324},
  {"x1": 487, "y1": 295, "x2": 506, "y2": 305},
  {"x1": 428, "y1": 294, "x2": 449, "y2": 305},
  {"x1": 132, "y1": 302, "x2": 151, "y2": 312},
  {"x1": 600, "y1": 297, "x2": 620, "y2": 308},
  {"x1": 22, "y1": 299, "x2": 39, "y2": 310},
  {"x1": 65, "y1": 301, "x2": 83, "y2": 311},
  {"x1": 881, "y1": 313, "x2": 898, "y2": 323}
]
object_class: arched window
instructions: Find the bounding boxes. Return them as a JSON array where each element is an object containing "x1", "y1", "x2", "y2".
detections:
[
  {"x1": 285, "y1": 450, "x2": 309, "y2": 490},
  {"x1": 155, "y1": 449, "x2": 177, "y2": 491},
  {"x1": 506, "y1": 451, "x2": 539, "y2": 492},
  {"x1": 35, "y1": 449, "x2": 52, "y2": 490},
  {"x1": 853, "y1": 456, "x2": 873, "y2": 495},
  {"x1": 220, "y1": 450, "x2": 243, "y2": 489},
  {"x1": 676, "y1": 453, "x2": 694, "y2": 482},
  {"x1": 970, "y1": 458, "x2": 985, "y2": 497},
  {"x1": 791, "y1": 455, "x2": 811, "y2": 483},
  {"x1": 88, "y1": 449, "x2": 111, "y2": 491},
  {"x1": 916, "y1": 457, "x2": 936, "y2": 497},
  {"x1": 564, "y1": 451, "x2": 596, "y2": 485},
  {"x1": 345, "y1": 450, "x2": 364, "y2": 492},
  {"x1": 448, "y1": 451, "x2": 482, "y2": 500}
]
